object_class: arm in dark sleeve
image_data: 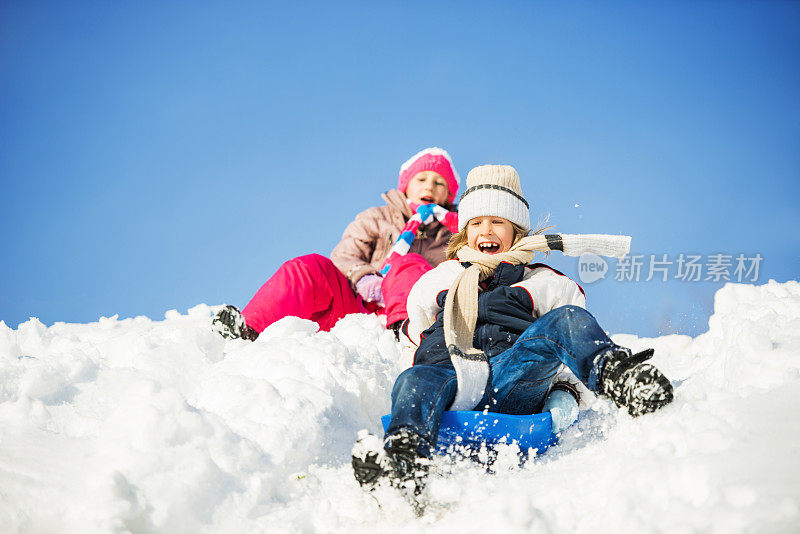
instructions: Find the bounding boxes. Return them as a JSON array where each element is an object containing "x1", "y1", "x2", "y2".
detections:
[{"x1": 477, "y1": 286, "x2": 535, "y2": 334}]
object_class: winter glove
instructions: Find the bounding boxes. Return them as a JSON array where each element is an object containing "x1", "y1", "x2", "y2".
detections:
[
  {"x1": 543, "y1": 388, "x2": 579, "y2": 434},
  {"x1": 356, "y1": 274, "x2": 385, "y2": 307}
]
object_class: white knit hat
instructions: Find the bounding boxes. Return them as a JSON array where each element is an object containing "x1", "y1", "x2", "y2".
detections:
[{"x1": 457, "y1": 164, "x2": 530, "y2": 232}]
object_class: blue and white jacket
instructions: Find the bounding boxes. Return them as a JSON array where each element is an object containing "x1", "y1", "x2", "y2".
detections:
[{"x1": 403, "y1": 260, "x2": 586, "y2": 367}]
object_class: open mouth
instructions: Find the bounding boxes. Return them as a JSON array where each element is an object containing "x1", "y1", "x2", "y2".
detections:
[
  {"x1": 420, "y1": 195, "x2": 434, "y2": 203},
  {"x1": 478, "y1": 242, "x2": 501, "y2": 254}
]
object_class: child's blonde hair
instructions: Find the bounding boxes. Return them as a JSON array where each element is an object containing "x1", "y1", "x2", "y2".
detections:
[{"x1": 445, "y1": 217, "x2": 552, "y2": 260}]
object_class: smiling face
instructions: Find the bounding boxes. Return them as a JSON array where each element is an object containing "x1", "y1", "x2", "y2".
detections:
[
  {"x1": 466, "y1": 216, "x2": 516, "y2": 255},
  {"x1": 404, "y1": 170, "x2": 450, "y2": 205}
]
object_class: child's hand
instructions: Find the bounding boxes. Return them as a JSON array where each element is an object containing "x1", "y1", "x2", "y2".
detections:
[{"x1": 356, "y1": 274, "x2": 385, "y2": 307}]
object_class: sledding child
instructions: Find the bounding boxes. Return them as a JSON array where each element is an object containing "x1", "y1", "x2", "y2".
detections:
[
  {"x1": 352, "y1": 164, "x2": 674, "y2": 493},
  {"x1": 212, "y1": 148, "x2": 461, "y2": 340}
]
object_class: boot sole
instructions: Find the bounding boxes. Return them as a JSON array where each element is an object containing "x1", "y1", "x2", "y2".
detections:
[
  {"x1": 627, "y1": 367, "x2": 674, "y2": 416},
  {"x1": 352, "y1": 453, "x2": 384, "y2": 487}
]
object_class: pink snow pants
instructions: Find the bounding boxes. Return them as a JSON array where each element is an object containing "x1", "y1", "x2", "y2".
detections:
[
  {"x1": 241, "y1": 253, "x2": 433, "y2": 333},
  {"x1": 381, "y1": 253, "x2": 434, "y2": 327}
]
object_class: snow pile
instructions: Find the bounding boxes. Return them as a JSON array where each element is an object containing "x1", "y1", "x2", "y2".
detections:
[
  {"x1": 0, "y1": 311, "x2": 401, "y2": 532},
  {"x1": 1, "y1": 281, "x2": 799, "y2": 533}
]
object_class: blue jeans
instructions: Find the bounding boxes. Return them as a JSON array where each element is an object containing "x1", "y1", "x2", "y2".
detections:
[{"x1": 386, "y1": 305, "x2": 616, "y2": 452}]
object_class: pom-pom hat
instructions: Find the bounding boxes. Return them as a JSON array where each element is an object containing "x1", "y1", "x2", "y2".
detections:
[
  {"x1": 398, "y1": 147, "x2": 460, "y2": 204},
  {"x1": 457, "y1": 164, "x2": 530, "y2": 232}
]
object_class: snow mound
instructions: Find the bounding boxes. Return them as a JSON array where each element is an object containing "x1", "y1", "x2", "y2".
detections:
[{"x1": 1, "y1": 281, "x2": 799, "y2": 532}]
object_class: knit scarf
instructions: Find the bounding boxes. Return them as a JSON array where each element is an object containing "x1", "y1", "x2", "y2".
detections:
[
  {"x1": 444, "y1": 233, "x2": 631, "y2": 410},
  {"x1": 379, "y1": 203, "x2": 459, "y2": 276}
]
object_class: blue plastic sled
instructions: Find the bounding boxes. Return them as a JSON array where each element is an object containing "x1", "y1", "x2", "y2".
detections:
[{"x1": 381, "y1": 411, "x2": 558, "y2": 455}]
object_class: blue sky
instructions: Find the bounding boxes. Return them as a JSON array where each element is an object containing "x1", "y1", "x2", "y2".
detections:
[{"x1": 1, "y1": 1, "x2": 798, "y2": 337}]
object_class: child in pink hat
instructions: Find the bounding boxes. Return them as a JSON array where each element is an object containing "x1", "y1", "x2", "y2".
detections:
[{"x1": 213, "y1": 148, "x2": 461, "y2": 340}]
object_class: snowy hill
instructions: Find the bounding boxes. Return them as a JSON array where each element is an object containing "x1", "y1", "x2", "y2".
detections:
[{"x1": 1, "y1": 281, "x2": 799, "y2": 533}]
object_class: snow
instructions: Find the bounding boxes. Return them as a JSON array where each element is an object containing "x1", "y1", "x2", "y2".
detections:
[{"x1": 1, "y1": 280, "x2": 799, "y2": 533}]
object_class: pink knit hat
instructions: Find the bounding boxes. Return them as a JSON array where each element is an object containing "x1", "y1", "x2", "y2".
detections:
[{"x1": 398, "y1": 147, "x2": 460, "y2": 204}]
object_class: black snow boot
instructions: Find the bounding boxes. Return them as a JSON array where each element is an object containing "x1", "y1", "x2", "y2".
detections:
[
  {"x1": 599, "y1": 348, "x2": 674, "y2": 416},
  {"x1": 211, "y1": 305, "x2": 259, "y2": 341},
  {"x1": 352, "y1": 429, "x2": 430, "y2": 496}
]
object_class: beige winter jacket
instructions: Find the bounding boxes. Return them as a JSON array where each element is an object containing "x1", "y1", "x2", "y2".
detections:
[{"x1": 330, "y1": 189, "x2": 455, "y2": 287}]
